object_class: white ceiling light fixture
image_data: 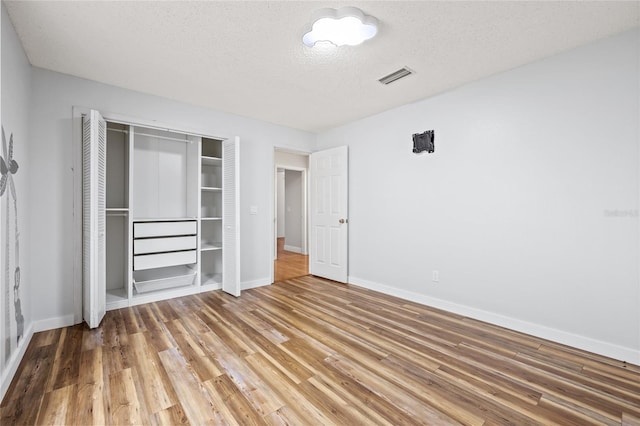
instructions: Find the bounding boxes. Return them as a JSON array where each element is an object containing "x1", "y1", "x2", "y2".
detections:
[{"x1": 303, "y1": 7, "x2": 378, "y2": 47}]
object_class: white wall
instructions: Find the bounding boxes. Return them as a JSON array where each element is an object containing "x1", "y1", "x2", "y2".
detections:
[
  {"x1": 28, "y1": 67, "x2": 315, "y2": 326},
  {"x1": 284, "y1": 169, "x2": 303, "y2": 252},
  {"x1": 276, "y1": 170, "x2": 285, "y2": 238},
  {"x1": 317, "y1": 29, "x2": 640, "y2": 363},
  {"x1": 1, "y1": 3, "x2": 33, "y2": 400}
]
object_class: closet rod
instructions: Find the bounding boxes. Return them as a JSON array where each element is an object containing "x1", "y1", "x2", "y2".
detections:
[{"x1": 107, "y1": 127, "x2": 193, "y2": 144}]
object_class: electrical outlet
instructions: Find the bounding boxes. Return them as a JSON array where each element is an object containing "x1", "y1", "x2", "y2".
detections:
[{"x1": 432, "y1": 270, "x2": 439, "y2": 283}]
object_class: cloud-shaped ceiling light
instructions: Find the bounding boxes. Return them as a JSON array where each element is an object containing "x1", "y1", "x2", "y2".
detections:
[{"x1": 303, "y1": 7, "x2": 378, "y2": 47}]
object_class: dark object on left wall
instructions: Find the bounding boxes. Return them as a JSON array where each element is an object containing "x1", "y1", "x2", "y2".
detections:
[{"x1": 412, "y1": 130, "x2": 435, "y2": 154}]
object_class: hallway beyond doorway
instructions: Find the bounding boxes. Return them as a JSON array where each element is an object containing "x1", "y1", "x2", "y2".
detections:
[{"x1": 274, "y1": 237, "x2": 308, "y2": 282}]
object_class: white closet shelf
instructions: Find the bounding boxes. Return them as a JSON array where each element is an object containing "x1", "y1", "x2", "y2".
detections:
[
  {"x1": 106, "y1": 207, "x2": 129, "y2": 212},
  {"x1": 201, "y1": 217, "x2": 222, "y2": 221},
  {"x1": 201, "y1": 273, "x2": 222, "y2": 286},
  {"x1": 201, "y1": 241, "x2": 222, "y2": 251},
  {"x1": 106, "y1": 287, "x2": 127, "y2": 303},
  {"x1": 201, "y1": 187, "x2": 222, "y2": 192},
  {"x1": 107, "y1": 210, "x2": 129, "y2": 217},
  {"x1": 201, "y1": 156, "x2": 222, "y2": 166}
]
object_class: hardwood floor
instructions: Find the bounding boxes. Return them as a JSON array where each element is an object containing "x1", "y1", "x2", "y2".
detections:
[
  {"x1": 2, "y1": 275, "x2": 639, "y2": 425},
  {"x1": 274, "y1": 237, "x2": 308, "y2": 282}
]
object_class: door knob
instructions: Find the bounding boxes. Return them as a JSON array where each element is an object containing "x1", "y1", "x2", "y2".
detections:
[{"x1": 339, "y1": 218, "x2": 348, "y2": 224}]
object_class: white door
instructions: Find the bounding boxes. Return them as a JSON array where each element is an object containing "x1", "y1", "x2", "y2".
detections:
[
  {"x1": 82, "y1": 110, "x2": 106, "y2": 328},
  {"x1": 309, "y1": 146, "x2": 348, "y2": 282},
  {"x1": 222, "y1": 137, "x2": 241, "y2": 296}
]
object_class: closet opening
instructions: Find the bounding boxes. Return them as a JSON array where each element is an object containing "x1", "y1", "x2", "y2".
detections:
[{"x1": 74, "y1": 107, "x2": 240, "y2": 327}]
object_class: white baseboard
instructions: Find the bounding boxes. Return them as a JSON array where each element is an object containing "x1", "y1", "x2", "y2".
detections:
[
  {"x1": 242, "y1": 277, "x2": 272, "y2": 291},
  {"x1": 348, "y1": 275, "x2": 640, "y2": 365},
  {"x1": 33, "y1": 314, "x2": 76, "y2": 333},
  {"x1": 1, "y1": 323, "x2": 34, "y2": 402},
  {"x1": 283, "y1": 245, "x2": 302, "y2": 254}
]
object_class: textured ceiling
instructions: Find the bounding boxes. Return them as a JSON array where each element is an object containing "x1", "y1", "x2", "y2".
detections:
[{"x1": 4, "y1": 1, "x2": 639, "y2": 132}]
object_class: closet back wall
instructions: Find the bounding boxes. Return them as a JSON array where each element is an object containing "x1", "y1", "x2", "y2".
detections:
[
  {"x1": 133, "y1": 128, "x2": 193, "y2": 219},
  {"x1": 28, "y1": 68, "x2": 314, "y2": 328}
]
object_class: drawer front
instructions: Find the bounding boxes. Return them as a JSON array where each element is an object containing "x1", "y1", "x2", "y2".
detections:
[
  {"x1": 134, "y1": 250, "x2": 197, "y2": 271},
  {"x1": 134, "y1": 236, "x2": 197, "y2": 255},
  {"x1": 134, "y1": 221, "x2": 196, "y2": 238}
]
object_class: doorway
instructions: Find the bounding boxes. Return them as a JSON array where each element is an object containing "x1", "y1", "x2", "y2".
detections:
[{"x1": 271, "y1": 149, "x2": 310, "y2": 282}]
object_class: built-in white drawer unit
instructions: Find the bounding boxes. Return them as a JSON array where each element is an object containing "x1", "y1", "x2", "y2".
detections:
[
  {"x1": 133, "y1": 219, "x2": 197, "y2": 272},
  {"x1": 134, "y1": 220, "x2": 197, "y2": 238},
  {"x1": 134, "y1": 236, "x2": 197, "y2": 255},
  {"x1": 134, "y1": 250, "x2": 197, "y2": 271}
]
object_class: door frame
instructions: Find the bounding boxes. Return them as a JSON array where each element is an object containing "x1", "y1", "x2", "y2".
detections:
[
  {"x1": 274, "y1": 168, "x2": 285, "y2": 260},
  {"x1": 269, "y1": 148, "x2": 310, "y2": 284}
]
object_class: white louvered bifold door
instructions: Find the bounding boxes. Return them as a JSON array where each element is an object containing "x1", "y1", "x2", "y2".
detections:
[
  {"x1": 82, "y1": 110, "x2": 107, "y2": 328},
  {"x1": 222, "y1": 137, "x2": 240, "y2": 296}
]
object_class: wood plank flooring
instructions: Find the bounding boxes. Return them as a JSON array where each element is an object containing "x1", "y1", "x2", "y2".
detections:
[
  {"x1": 2, "y1": 275, "x2": 639, "y2": 425},
  {"x1": 274, "y1": 237, "x2": 308, "y2": 282}
]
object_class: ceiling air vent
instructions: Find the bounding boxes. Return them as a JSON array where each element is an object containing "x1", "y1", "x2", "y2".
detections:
[{"x1": 378, "y1": 67, "x2": 414, "y2": 85}]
